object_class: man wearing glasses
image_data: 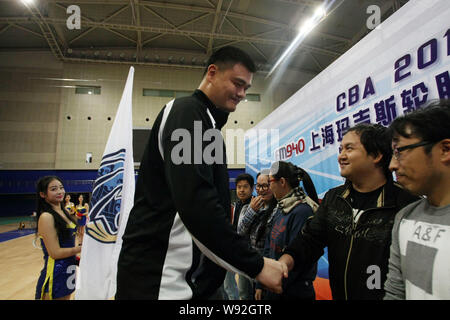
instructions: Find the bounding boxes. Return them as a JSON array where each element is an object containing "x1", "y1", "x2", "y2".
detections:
[
  {"x1": 278, "y1": 123, "x2": 418, "y2": 300},
  {"x1": 238, "y1": 169, "x2": 277, "y2": 257},
  {"x1": 237, "y1": 170, "x2": 278, "y2": 300},
  {"x1": 384, "y1": 100, "x2": 450, "y2": 300}
]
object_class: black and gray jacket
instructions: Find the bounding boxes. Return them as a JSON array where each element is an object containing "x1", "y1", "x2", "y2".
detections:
[
  {"x1": 116, "y1": 90, "x2": 264, "y2": 300},
  {"x1": 284, "y1": 179, "x2": 418, "y2": 300}
]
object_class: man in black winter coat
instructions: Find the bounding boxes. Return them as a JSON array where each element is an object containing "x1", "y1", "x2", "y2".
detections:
[{"x1": 279, "y1": 123, "x2": 418, "y2": 300}]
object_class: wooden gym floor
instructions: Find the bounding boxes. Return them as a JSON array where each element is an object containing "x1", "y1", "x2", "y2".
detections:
[
  {"x1": 0, "y1": 216, "x2": 84, "y2": 300},
  {"x1": 0, "y1": 217, "x2": 48, "y2": 300}
]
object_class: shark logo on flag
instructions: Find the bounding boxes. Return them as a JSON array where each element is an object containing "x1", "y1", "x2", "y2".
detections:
[{"x1": 86, "y1": 149, "x2": 126, "y2": 244}]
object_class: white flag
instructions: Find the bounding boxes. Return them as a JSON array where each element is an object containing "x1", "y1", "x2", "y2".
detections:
[{"x1": 75, "y1": 67, "x2": 136, "y2": 299}]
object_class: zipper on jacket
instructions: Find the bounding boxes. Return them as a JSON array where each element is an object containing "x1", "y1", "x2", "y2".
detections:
[
  {"x1": 342, "y1": 196, "x2": 355, "y2": 300},
  {"x1": 340, "y1": 194, "x2": 396, "y2": 300}
]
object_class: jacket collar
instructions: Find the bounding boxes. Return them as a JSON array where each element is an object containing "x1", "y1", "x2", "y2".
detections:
[
  {"x1": 237, "y1": 197, "x2": 251, "y2": 206},
  {"x1": 193, "y1": 89, "x2": 229, "y2": 129},
  {"x1": 340, "y1": 178, "x2": 397, "y2": 208}
]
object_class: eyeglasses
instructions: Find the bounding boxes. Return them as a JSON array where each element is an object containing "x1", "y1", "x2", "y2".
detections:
[
  {"x1": 392, "y1": 141, "x2": 434, "y2": 160},
  {"x1": 268, "y1": 178, "x2": 278, "y2": 184},
  {"x1": 255, "y1": 184, "x2": 270, "y2": 191}
]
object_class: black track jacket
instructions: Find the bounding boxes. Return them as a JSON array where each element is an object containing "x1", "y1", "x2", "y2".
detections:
[{"x1": 116, "y1": 90, "x2": 264, "y2": 299}]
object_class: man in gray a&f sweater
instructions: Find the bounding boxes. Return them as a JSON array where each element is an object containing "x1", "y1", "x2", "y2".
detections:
[{"x1": 384, "y1": 100, "x2": 450, "y2": 300}]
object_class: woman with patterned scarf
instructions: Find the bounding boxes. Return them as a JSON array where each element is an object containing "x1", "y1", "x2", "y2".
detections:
[{"x1": 255, "y1": 161, "x2": 319, "y2": 300}]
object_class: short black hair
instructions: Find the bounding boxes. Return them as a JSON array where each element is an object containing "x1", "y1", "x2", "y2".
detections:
[
  {"x1": 389, "y1": 99, "x2": 450, "y2": 153},
  {"x1": 235, "y1": 173, "x2": 254, "y2": 188},
  {"x1": 344, "y1": 123, "x2": 392, "y2": 179},
  {"x1": 203, "y1": 46, "x2": 257, "y2": 75}
]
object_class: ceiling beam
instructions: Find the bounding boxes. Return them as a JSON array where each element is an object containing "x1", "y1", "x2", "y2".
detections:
[
  {"x1": 0, "y1": 16, "x2": 341, "y2": 57},
  {"x1": 48, "y1": 3, "x2": 68, "y2": 49},
  {"x1": 21, "y1": 1, "x2": 64, "y2": 60},
  {"x1": 1, "y1": 17, "x2": 288, "y2": 45},
  {"x1": 207, "y1": 0, "x2": 223, "y2": 55},
  {"x1": 0, "y1": 24, "x2": 11, "y2": 36},
  {"x1": 308, "y1": 51, "x2": 323, "y2": 71},
  {"x1": 222, "y1": 17, "x2": 270, "y2": 61},
  {"x1": 132, "y1": 0, "x2": 142, "y2": 61},
  {"x1": 46, "y1": 0, "x2": 302, "y2": 30},
  {"x1": 46, "y1": 0, "x2": 130, "y2": 4},
  {"x1": 56, "y1": 2, "x2": 136, "y2": 45},
  {"x1": 140, "y1": 5, "x2": 207, "y2": 50},
  {"x1": 66, "y1": 4, "x2": 130, "y2": 45},
  {"x1": 9, "y1": 16, "x2": 287, "y2": 44},
  {"x1": 45, "y1": 0, "x2": 350, "y2": 45},
  {"x1": 315, "y1": 31, "x2": 351, "y2": 44},
  {"x1": 8, "y1": 23, "x2": 44, "y2": 39}
]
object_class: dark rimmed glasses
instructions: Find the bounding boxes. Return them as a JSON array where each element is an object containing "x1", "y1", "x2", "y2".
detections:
[
  {"x1": 392, "y1": 141, "x2": 434, "y2": 160},
  {"x1": 255, "y1": 184, "x2": 270, "y2": 191}
]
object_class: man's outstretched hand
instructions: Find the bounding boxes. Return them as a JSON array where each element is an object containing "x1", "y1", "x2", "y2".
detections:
[{"x1": 255, "y1": 257, "x2": 289, "y2": 294}]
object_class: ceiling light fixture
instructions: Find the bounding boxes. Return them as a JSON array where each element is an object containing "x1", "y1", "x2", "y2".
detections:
[
  {"x1": 266, "y1": 2, "x2": 333, "y2": 79},
  {"x1": 314, "y1": 5, "x2": 327, "y2": 19},
  {"x1": 300, "y1": 18, "x2": 316, "y2": 34}
]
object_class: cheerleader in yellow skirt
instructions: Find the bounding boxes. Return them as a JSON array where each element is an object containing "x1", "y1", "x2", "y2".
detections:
[{"x1": 35, "y1": 176, "x2": 81, "y2": 300}]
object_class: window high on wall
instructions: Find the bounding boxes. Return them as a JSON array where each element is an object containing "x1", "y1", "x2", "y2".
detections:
[
  {"x1": 143, "y1": 88, "x2": 192, "y2": 98},
  {"x1": 75, "y1": 86, "x2": 101, "y2": 95}
]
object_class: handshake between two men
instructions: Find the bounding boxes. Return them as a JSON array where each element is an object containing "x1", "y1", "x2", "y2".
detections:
[{"x1": 254, "y1": 256, "x2": 292, "y2": 294}]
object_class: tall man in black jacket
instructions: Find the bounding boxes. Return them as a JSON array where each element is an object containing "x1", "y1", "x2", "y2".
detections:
[
  {"x1": 279, "y1": 123, "x2": 418, "y2": 300},
  {"x1": 116, "y1": 46, "x2": 287, "y2": 299}
]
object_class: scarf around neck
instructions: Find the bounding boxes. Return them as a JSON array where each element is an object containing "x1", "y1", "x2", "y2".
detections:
[{"x1": 277, "y1": 187, "x2": 319, "y2": 214}]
